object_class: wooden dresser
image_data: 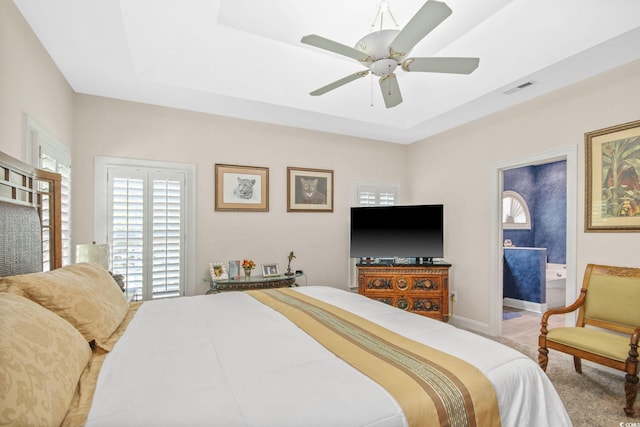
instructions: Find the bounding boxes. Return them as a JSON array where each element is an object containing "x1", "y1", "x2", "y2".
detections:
[{"x1": 357, "y1": 263, "x2": 451, "y2": 322}]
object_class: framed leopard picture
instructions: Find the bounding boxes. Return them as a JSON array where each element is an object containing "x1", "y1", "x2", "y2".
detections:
[{"x1": 215, "y1": 163, "x2": 269, "y2": 211}]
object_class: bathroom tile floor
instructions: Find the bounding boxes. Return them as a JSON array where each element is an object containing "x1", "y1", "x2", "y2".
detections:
[{"x1": 501, "y1": 307, "x2": 566, "y2": 346}]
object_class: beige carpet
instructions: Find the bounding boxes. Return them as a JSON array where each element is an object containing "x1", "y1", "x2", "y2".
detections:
[{"x1": 496, "y1": 335, "x2": 638, "y2": 426}]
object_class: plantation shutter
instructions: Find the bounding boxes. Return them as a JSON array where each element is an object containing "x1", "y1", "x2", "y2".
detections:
[
  {"x1": 152, "y1": 178, "x2": 182, "y2": 299},
  {"x1": 108, "y1": 167, "x2": 185, "y2": 301},
  {"x1": 39, "y1": 153, "x2": 71, "y2": 268},
  {"x1": 356, "y1": 185, "x2": 397, "y2": 207},
  {"x1": 27, "y1": 118, "x2": 72, "y2": 270}
]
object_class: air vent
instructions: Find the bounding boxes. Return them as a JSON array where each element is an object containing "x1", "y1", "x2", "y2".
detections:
[{"x1": 503, "y1": 81, "x2": 535, "y2": 95}]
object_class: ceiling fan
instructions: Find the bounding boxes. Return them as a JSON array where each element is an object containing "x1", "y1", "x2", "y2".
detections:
[{"x1": 301, "y1": 0, "x2": 479, "y2": 108}]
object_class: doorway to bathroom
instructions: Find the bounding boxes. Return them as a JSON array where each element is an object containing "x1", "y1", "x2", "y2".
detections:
[
  {"x1": 502, "y1": 160, "x2": 566, "y2": 315},
  {"x1": 489, "y1": 146, "x2": 577, "y2": 337}
]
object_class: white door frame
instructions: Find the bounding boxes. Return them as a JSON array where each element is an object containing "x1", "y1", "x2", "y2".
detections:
[{"x1": 488, "y1": 145, "x2": 578, "y2": 337}]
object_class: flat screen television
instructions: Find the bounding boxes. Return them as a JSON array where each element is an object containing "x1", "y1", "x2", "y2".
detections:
[{"x1": 350, "y1": 204, "x2": 444, "y2": 263}]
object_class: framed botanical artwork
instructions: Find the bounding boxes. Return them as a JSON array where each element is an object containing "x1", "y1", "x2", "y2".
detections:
[
  {"x1": 287, "y1": 167, "x2": 334, "y2": 212},
  {"x1": 261, "y1": 263, "x2": 280, "y2": 277},
  {"x1": 215, "y1": 164, "x2": 269, "y2": 211},
  {"x1": 585, "y1": 119, "x2": 640, "y2": 232}
]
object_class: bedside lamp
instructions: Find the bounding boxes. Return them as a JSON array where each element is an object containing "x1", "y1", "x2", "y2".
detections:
[
  {"x1": 75, "y1": 242, "x2": 125, "y2": 292},
  {"x1": 75, "y1": 242, "x2": 110, "y2": 270}
]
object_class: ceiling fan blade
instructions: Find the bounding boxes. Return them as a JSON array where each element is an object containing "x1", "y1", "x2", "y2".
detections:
[
  {"x1": 379, "y1": 74, "x2": 402, "y2": 108},
  {"x1": 389, "y1": 1, "x2": 452, "y2": 58},
  {"x1": 301, "y1": 34, "x2": 372, "y2": 63},
  {"x1": 310, "y1": 71, "x2": 369, "y2": 96},
  {"x1": 402, "y1": 57, "x2": 480, "y2": 74}
]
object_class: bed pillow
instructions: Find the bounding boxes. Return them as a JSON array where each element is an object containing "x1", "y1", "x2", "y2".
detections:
[
  {"x1": 0, "y1": 263, "x2": 129, "y2": 348},
  {"x1": 0, "y1": 292, "x2": 92, "y2": 427}
]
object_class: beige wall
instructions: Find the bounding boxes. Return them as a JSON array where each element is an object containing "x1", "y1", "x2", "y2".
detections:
[
  {"x1": 0, "y1": 1, "x2": 74, "y2": 160},
  {"x1": 72, "y1": 95, "x2": 408, "y2": 294},
  {"x1": 408, "y1": 59, "x2": 640, "y2": 330}
]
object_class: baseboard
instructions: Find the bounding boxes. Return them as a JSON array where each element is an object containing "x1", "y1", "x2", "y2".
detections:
[
  {"x1": 448, "y1": 315, "x2": 491, "y2": 336},
  {"x1": 503, "y1": 297, "x2": 546, "y2": 314}
]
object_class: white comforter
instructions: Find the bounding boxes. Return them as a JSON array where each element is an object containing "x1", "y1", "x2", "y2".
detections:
[{"x1": 86, "y1": 286, "x2": 571, "y2": 427}]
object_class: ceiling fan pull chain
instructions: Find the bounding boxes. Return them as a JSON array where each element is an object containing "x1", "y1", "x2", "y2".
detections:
[{"x1": 370, "y1": 74, "x2": 374, "y2": 107}]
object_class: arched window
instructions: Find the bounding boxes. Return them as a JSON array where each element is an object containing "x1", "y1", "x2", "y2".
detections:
[{"x1": 502, "y1": 191, "x2": 531, "y2": 229}]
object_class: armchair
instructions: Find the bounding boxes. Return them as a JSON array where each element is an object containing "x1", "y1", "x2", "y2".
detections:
[{"x1": 538, "y1": 263, "x2": 640, "y2": 416}]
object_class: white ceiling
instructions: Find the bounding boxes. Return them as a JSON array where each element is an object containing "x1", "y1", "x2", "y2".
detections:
[{"x1": 13, "y1": 0, "x2": 640, "y2": 144}]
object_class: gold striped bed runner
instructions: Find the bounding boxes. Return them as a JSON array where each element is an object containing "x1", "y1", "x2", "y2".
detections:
[{"x1": 247, "y1": 288, "x2": 501, "y2": 427}]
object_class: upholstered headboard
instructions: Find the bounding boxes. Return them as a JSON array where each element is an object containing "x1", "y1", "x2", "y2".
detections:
[
  {"x1": 0, "y1": 201, "x2": 43, "y2": 276},
  {"x1": 0, "y1": 151, "x2": 62, "y2": 276}
]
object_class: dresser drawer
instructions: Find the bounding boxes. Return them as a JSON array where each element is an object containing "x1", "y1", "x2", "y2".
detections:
[
  {"x1": 371, "y1": 294, "x2": 444, "y2": 318},
  {"x1": 361, "y1": 274, "x2": 443, "y2": 293},
  {"x1": 357, "y1": 264, "x2": 450, "y2": 322}
]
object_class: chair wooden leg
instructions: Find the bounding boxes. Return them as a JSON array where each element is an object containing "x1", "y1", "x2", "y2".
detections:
[
  {"x1": 624, "y1": 373, "x2": 638, "y2": 417},
  {"x1": 538, "y1": 347, "x2": 548, "y2": 371},
  {"x1": 573, "y1": 356, "x2": 582, "y2": 373}
]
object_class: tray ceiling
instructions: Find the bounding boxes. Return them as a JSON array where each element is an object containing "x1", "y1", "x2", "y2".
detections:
[{"x1": 13, "y1": 0, "x2": 640, "y2": 143}]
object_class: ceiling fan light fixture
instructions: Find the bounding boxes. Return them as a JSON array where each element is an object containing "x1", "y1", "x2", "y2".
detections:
[{"x1": 370, "y1": 59, "x2": 398, "y2": 77}]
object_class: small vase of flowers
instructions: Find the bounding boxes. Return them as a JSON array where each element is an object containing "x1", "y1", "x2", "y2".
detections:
[{"x1": 242, "y1": 259, "x2": 256, "y2": 280}]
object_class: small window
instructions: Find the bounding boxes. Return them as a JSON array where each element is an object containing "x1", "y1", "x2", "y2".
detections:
[
  {"x1": 502, "y1": 191, "x2": 531, "y2": 229},
  {"x1": 26, "y1": 116, "x2": 72, "y2": 269},
  {"x1": 355, "y1": 184, "x2": 398, "y2": 207}
]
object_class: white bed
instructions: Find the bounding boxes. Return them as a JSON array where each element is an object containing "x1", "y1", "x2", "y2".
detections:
[{"x1": 85, "y1": 286, "x2": 571, "y2": 427}]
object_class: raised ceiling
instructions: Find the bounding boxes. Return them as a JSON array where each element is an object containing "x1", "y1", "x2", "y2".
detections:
[{"x1": 13, "y1": 0, "x2": 640, "y2": 144}]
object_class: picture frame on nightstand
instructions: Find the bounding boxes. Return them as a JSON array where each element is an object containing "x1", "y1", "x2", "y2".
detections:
[
  {"x1": 261, "y1": 263, "x2": 280, "y2": 277},
  {"x1": 228, "y1": 260, "x2": 241, "y2": 280},
  {"x1": 209, "y1": 262, "x2": 228, "y2": 280}
]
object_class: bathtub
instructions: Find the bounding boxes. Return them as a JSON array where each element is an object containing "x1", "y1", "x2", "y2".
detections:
[{"x1": 545, "y1": 263, "x2": 567, "y2": 309}]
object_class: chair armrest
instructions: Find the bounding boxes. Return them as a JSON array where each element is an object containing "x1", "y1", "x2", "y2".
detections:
[
  {"x1": 540, "y1": 288, "x2": 587, "y2": 334},
  {"x1": 632, "y1": 326, "x2": 640, "y2": 347}
]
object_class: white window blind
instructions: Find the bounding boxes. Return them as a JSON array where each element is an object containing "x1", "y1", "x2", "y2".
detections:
[
  {"x1": 26, "y1": 116, "x2": 72, "y2": 270},
  {"x1": 108, "y1": 167, "x2": 185, "y2": 301},
  {"x1": 151, "y1": 178, "x2": 182, "y2": 298},
  {"x1": 356, "y1": 185, "x2": 398, "y2": 207}
]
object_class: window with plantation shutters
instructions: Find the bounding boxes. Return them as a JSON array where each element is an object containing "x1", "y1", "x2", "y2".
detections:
[
  {"x1": 108, "y1": 167, "x2": 186, "y2": 301},
  {"x1": 356, "y1": 185, "x2": 398, "y2": 207},
  {"x1": 25, "y1": 116, "x2": 71, "y2": 270},
  {"x1": 96, "y1": 157, "x2": 195, "y2": 299}
]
